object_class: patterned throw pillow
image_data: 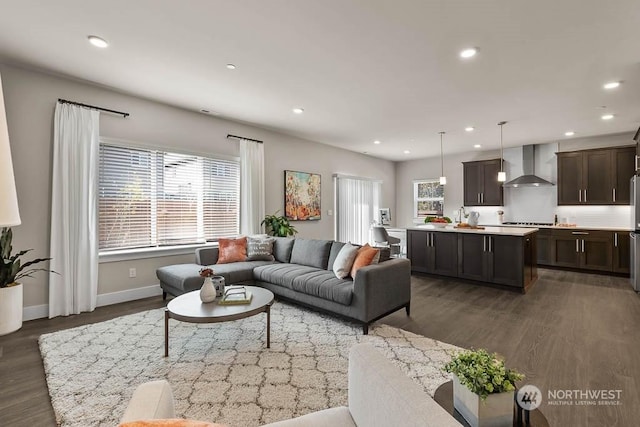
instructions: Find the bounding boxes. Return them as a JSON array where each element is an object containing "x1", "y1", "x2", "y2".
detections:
[
  {"x1": 216, "y1": 237, "x2": 247, "y2": 264},
  {"x1": 350, "y1": 244, "x2": 380, "y2": 278},
  {"x1": 246, "y1": 236, "x2": 275, "y2": 261},
  {"x1": 332, "y1": 243, "x2": 360, "y2": 279}
]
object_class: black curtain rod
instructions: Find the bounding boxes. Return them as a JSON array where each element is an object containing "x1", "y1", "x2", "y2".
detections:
[
  {"x1": 58, "y1": 99, "x2": 130, "y2": 118},
  {"x1": 226, "y1": 134, "x2": 263, "y2": 144}
]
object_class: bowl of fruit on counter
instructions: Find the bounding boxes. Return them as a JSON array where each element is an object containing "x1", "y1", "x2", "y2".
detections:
[{"x1": 424, "y1": 216, "x2": 452, "y2": 228}]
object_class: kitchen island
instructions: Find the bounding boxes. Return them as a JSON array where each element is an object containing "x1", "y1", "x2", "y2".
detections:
[{"x1": 407, "y1": 225, "x2": 538, "y2": 292}]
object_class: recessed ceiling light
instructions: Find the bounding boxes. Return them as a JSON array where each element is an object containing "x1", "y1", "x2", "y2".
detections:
[
  {"x1": 474, "y1": 144, "x2": 481, "y2": 149},
  {"x1": 373, "y1": 140, "x2": 381, "y2": 145},
  {"x1": 226, "y1": 64, "x2": 236, "y2": 70},
  {"x1": 564, "y1": 131, "x2": 575, "y2": 136},
  {"x1": 601, "y1": 114, "x2": 614, "y2": 120},
  {"x1": 465, "y1": 127, "x2": 475, "y2": 132},
  {"x1": 603, "y1": 81, "x2": 620, "y2": 90},
  {"x1": 87, "y1": 35, "x2": 108, "y2": 48},
  {"x1": 292, "y1": 107, "x2": 304, "y2": 114},
  {"x1": 460, "y1": 48, "x2": 477, "y2": 59},
  {"x1": 403, "y1": 150, "x2": 411, "y2": 154}
]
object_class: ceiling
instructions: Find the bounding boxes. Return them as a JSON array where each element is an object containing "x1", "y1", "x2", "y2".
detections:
[{"x1": 0, "y1": 0, "x2": 639, "y2": 161}]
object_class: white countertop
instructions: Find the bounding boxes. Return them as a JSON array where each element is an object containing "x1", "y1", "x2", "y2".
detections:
[
  {"x1": 484, "y1": 224, "x2": 632, "y2": 232},
  {"x1": 408, "y1": 225, "x2": 538, "y2": 236}
]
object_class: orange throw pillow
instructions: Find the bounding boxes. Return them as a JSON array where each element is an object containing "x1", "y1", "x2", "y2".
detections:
[
  {"x1": 350, "y1": 244, "x2": 380, "y2": 277},
  {"x1": 217, "y1": 237, "x2": 247, "y2": 264},
  {"x1": 119, "y1": 420, "x2": 226, "y2": 427}
]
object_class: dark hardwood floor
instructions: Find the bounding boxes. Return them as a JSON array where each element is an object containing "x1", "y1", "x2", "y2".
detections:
[{"x1": 1, "y1": 269, "x2": 639, "y2": 426}]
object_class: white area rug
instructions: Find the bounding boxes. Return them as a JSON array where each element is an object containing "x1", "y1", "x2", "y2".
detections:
[{"x1": 39, "y1": 302, "x2": 461, "y2": 427}]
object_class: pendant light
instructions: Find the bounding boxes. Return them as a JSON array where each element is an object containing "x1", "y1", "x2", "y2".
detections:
[
  {"x1": 439, "y1": 131, "x2": 447, "y2": 185},
  {"x1": 497, "y1": 121, "x2": 507, "y2": 182}
]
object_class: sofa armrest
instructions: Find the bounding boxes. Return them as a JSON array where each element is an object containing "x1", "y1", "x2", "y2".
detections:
[
  {"x1": 348, "y1": 344, "x2": 461, "y2": 427},
  {"x1": 352, "y1": 258, "x2": 411, "y2": 321},
  {"x1": 196, "y1": 247, "x2": 219, "y2": 265},
  {"x1": 120, "y1": 380, "x2": 175, "y2": 423}
]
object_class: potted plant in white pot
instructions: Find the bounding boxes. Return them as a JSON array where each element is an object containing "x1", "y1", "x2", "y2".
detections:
[
  {"x1": 444, "y1": 348, "x2": 524, "y2": 427},
  {"x1": 0, "y1": 227, "x2": 53, "y2": 335}
]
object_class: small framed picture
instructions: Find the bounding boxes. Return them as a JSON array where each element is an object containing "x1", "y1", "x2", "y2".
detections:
[{"x1": 379, "y1": 208, "x2": 391, "y2": 225}]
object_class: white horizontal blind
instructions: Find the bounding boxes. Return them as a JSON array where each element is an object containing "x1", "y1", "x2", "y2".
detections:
[
  {"x1": 99, "y1": 143, "x2": 239, "y2": 251},
  {"x1": 335, "y1": 176, "x2": 381, "y2": 245}
]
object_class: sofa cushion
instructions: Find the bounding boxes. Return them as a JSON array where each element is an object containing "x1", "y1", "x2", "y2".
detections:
[
  {"x1": 119, "y1": 420, "x2": 225, "y2": 427},
  {"x1": 157, "y1": 261, "x2": 274, "y2": 293},
  {"x1": 252, "y1": 263, "x2": 321, "y2": 289},
  {"x1": 261, "y1": 407, "x2": 355, "y2": 427},
  {"x1": 217, "y1": 237, "x2": 247, "y2": 264},
  {"x1": 273, "y1": 237, "x2": 295, "y2": 263},
  {"x1": 327, "y1": 241, "x2": 346, "y2": 271},
  {"x1": 291, "y1": 269, "x2": 354, "y2": 305},
  {"x1": 289, "y1": 238, "x2": 332, "y2": 269}
]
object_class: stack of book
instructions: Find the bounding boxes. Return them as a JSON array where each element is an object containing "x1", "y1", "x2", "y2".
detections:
[{"x1": 218, "y1": 286, "x2": 253, "y2": 305}]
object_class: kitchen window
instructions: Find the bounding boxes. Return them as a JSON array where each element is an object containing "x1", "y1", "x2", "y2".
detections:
[
  {"x1": 413, "y1": 179, "x2": 444, "y2": 219},
  {"x1": 98, "y1": 142, "x2": 240, "y2": 252}
]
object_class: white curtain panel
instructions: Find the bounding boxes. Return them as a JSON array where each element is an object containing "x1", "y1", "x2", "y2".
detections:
[
  {"x1": 49, "y1": 103, "x2": 99, "y2": 318},
  {"x1": 239, "y1": 139, "x2": 265, "y2": 235},
  {"x1": 335, "y1": 175, "x2": 381, "y2": 244}
]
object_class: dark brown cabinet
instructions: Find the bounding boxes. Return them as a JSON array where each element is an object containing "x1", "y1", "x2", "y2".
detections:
[
  {"x1": 557, "y1": 146, "x2": 635, "y2": 205},
  {"x1": 408, "y1": 229, "x2": 537, "y2": 291},
  {"x1": 463, "y1": 159, "x2": 504, "y2": 206},
  {"x1": 613, "y1": 231, "x2": 630, "y2": 274},
  {"x1": 613, "y1": 147, "x2": 635, "y2": 204},
  {"x1": 407, "y1": 230, "x2": 457, "y2": 276},
  {"x1": 538, "y1": 228, "x2": 628, "y2": 274},
  {"x1": 536, "y1": 228, "x2": 553, "y2": 265},
  {"x1": 457, "y1": 233, "x2": 535, "y2": 289}
]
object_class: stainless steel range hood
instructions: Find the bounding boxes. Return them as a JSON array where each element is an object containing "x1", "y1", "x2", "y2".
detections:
[{"x1": 503, "y1": 145, "x2": 554, "y2": 187}]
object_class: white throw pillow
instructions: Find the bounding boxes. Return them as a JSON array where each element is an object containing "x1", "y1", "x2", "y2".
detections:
[{"x1": 332, "y1": 243, "x2": 360, "y2": 279}]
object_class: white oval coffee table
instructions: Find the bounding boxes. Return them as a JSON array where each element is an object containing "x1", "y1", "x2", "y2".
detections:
[{"x1": 164, "y1": 285, "x2": 274, "y2": 357}]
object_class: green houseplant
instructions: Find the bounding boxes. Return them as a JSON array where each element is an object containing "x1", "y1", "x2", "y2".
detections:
[
  {"x1": 1, "y1": 227, "x2": 54, "y2": 335},
  {"x1": 444, "y1": 348, "x2": 523, "y2": 427},
  {"x1": 261, "y1": 211, "x2": 298, "y2": 237}
]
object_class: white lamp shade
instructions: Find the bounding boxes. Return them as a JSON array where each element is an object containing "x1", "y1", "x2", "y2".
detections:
[
  {"x1": 0, "y1": 73, "x2": 21, "y2": 226},
  {"x1": 439, "y1": 176, "x2": 447, "y2": 185},
  {"x1": 497, "y1": 171, "x2": 507, "y2": 182}
]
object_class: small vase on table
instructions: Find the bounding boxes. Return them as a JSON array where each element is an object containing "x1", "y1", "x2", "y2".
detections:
[{"x1": 199, "y1": 267, "x2": 217, "y2": 303}]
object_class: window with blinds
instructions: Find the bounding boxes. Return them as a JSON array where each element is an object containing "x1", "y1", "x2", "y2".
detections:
[{"x1": 99, "y1": 143, "x2": 240, "y2": 251}]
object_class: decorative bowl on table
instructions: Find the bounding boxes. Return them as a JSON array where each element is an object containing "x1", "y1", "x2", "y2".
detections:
[{"x1": 430, "y1": 222, "x2": 449, "y2": 228}]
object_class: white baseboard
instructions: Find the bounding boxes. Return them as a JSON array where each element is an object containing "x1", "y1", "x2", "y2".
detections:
[
  {"x1": 96, "y1": 284, "x2": 163, "y2": 307},
  {"x1": 23, "y1": 284, "x2": 163, "y2": 321},
  {"x1": 23, "y1": 304, "x2": 49, "y2": 321}
]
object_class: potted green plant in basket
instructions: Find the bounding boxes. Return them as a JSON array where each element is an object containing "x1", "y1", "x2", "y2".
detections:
[
  {"x1": 261, "y1": 211, "x2": 298, "y2": 237},
  {"x1": 0, "y1": 227, "x2": 54, "y2": 335},
  {"x1": 444, "y1": 348, "x2": 524, "y2": 427}
]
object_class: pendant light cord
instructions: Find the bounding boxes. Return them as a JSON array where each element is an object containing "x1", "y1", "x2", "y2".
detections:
[
  {"x1": 498, "y1": 121, "x2": 507, "y2": 171},
  {"x1": 439, "y1": 131, "x2": 445, "y2": 176}
]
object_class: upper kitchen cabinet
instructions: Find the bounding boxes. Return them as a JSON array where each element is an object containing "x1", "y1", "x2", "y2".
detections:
[
  {"x1": 463, "y1": 159, "x2": 504, "y2": 206},
  {"x1": 557, "y1": 146, "x2": 635, "y2": 205}
]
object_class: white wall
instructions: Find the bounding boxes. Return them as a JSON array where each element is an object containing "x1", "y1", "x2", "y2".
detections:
[
  {"x1": 395, "y1": 149, "x2": 500, "y2": 228},
  {"x1": 395, "y1": 132, "x2": 636, "y2": 228},
  {"x1": 0, "y1": 63, "x2": 395, "y2": 313}
]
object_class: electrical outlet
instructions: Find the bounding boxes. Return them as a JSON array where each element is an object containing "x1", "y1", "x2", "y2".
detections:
[
  {"x1": 328, "y1": 209, "x2": 333, "y2": 216},
  {"x1": 129, "y1": 268, "x2": 137, "y2": 278}
]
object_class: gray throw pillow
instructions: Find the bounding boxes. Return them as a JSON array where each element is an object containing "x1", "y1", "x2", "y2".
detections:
[{"x1": 246, "y1": 236, "x2": 275, "y2": 261}]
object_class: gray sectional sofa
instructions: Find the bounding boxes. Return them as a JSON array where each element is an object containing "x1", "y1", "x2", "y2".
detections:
[{"x1": 156, "y1": 237, "x2": 411, "y2": 334}]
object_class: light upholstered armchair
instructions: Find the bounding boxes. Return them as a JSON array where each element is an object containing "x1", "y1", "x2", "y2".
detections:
[{"x1": 372, "y1": 226, "x2": 401, "y2": 256}]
